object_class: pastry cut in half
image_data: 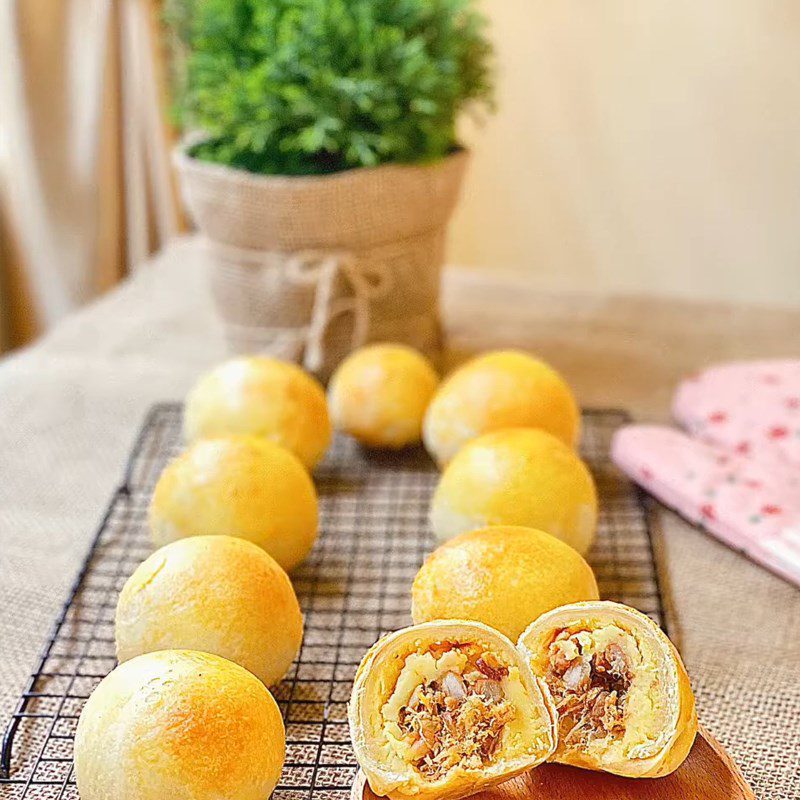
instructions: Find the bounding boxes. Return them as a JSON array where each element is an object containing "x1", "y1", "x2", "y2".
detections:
[
  {"x1": 518, "y1": 601, "x2": 697, "y2": 778},
  {"x1": 349, "y1": 621, "x2": 557, "y2": 800}
]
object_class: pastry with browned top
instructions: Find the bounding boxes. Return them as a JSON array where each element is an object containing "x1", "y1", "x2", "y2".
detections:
[{"x1": 74, "y1": 650, "x2": 285, "y2": 800}]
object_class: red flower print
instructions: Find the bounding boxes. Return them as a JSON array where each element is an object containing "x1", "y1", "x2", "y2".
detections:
[
  {"x1": 761, "y1": 505, "x2": 782, "y2": 516},
  {"x1": 641, "y1": 467, "x2": 654, "y2": 481},
  {"x1": 735, "y1": 441, "x2": 751, "y2": 455},
  {"x1": 700, "y1": 504, "x2": 716, "y2": 521},
  {"x1": 786, "y1": 397, "x2": 800, "y2": 410},
  {"x1": 762, "y1": 374, "x2": 781, "y2": 385},
  {"x1": 716, "y1": 455, "x2": 730, "y2": 466},
  {"x1": 768, "y1": 426, "x2": 789, "y2": 440},
  {"x1": 708, "y1": 411, "x2": 728, "y2": 424},
  {"x1": 744, "y1": 479, "x2": 762, "y2": 489}
]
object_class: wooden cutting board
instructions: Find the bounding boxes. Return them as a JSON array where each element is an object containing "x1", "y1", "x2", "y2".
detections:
[{"x1": 351, "y1": 726, "x2": 754, "y2": 800}]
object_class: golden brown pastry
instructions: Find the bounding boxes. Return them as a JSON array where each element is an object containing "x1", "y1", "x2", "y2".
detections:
[
  {"x1": 184, "y1": 355, "x2": 331, "y2": 469},
  {"x1": 328, "y1": 343, "x2": 439, "y2": 448},
  {"x1": 411, "y1": 526, "x2": 599, "y2": 641},
  {"x1": 430, "y1": 428, "x2": 598, "y2": 554},
  {"x1": 349, "y1": 621, "x2": 557, "y2": 800},
  {"x1": 115, "y1": 536, "x2": 303, "y2": 686},
  {"x1": 149, "y1": 435, "x2": 318, "y2": 571},
  {"x1": 423, "y1": 350, "x2": 580, "y2": 467},
  {"x1": 74, "y1": 650, "x2": 285, "y2": 800},
  {"x1": 518, "y1": 601, "x2": 697, "y2": 778}
]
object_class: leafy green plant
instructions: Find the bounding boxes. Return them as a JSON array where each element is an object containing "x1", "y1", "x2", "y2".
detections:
[{"x1": 165, "y1": 0, "x2": 494, "y2": 175}]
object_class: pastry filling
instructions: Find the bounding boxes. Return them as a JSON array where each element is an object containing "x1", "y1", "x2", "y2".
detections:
[
  {"x1": 546, "y1": 628, "x2": 633, "y2": 747},
  {"x1": 383, "y1": 641, "x2": 517, "y2": 779}
]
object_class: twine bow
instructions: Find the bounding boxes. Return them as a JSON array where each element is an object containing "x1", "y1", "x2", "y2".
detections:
[
  {"x1": 208, "y1": 238, "x2": 392, "y2": 373},
  {"x1": 285, "y1": 250, "x2": 391, "y2": 372}
]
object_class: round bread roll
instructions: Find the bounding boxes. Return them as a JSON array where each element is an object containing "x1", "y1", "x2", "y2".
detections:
[
  {"x1": 423, "y1": 350, "x2": 580, "y2": 467},
  {"x1": 411, "y1": 526, "x2": 599, "y2": 641},
  {"x1": 116, "y1": 536, "x2": 303, "y2": 686},
  {"x1": 74, "y1": 650, "x2": 285, "y2": 800},
  {"x1": 328, "y1": 343, "x2": 439, "y2": 448},
  {"x1": 184, "y1": 356, "x2": 332, "y2": 470},
  {"x1": 149, "y1": 436, "x2": 318, "y2": 571},
  {"x1": 430, "y1": 428, "x2": 598, "y2": 554}
]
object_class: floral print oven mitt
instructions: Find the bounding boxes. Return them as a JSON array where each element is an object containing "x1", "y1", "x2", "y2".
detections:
[{"x1": 611, "y1": 360, "x2": 800, "y2": 587}]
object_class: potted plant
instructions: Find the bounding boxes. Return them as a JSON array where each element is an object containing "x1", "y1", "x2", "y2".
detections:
[{"x1": 167, "y1": 0, "x2": 494, "y2": 378}]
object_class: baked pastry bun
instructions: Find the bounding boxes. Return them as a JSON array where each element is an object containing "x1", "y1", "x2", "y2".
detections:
[
  {"x1": 74, "y1": 650, "x2": 285, "y2": 800},
  {"x1": 149, "y1": 436, "x2": 318, "y2": 571},
  {"x1": 349, "y1": 621, "x2": 557, "y2": 800},
  {"x1": 328, "y1": 343, "x2": 439, "y2": 448},
  {"x1": 518, "y1": 601, "x2": 697, "y2": 778},
  {"x1": 423, "y1": 350, "x2": 580, "y2": 467},
  {"x1": 430, "y1": 428, "x2": 598, "y2": 554},
  {"x1": 184, "y1": 355, "x2": 331, "y2": 469},
  {"x1": 412, "y1": 526, "x2": 599, "y2": 641},
  {"x1": 115, "y1": 536, "x2": 303, "y2": 686}
]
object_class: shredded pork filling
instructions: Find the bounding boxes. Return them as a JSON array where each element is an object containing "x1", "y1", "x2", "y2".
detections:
[
  {"x1": 546, "y1": 630, "x2": 633, "y2": 747},
  {"x1": 396, "y1": 643, "x2": 514, "y2": 779}
]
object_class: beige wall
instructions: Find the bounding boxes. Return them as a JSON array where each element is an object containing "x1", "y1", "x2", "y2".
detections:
[{"x1": 449, "y1": 1, "x2": 800, "y2": 306}]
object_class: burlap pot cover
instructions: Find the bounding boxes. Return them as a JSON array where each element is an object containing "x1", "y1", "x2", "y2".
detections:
[{"x1": 174, "y1": 144, "x2": 469, "y2": 379}]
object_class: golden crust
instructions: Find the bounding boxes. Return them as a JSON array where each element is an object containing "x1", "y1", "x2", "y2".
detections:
[
  {"x1": 422, "y1": 350, "x2": 580, "y2": 467},
  {"x1": 348, "y1": 620, "x2": 557, "y2": 800},
  {"x1": 149, "y1": 436, "x2": 318, "y2": 571},
  {"x1": 184, "y1": 356, "x2": 331, "y2": 469},
  {"x1": 74, "y1": 650, "x2": 285, "y2": 800},
  {"x1": 411, "y1": 526, "x2": 599, "y2": 641},
  {"x1": 115, "y1": 536, "x2": 303, "y2": 686},
  {"x1": 430, "y1": 428, "x2": 598, "y2": 554},
  {"x1": 328, "y1": 343, "x2": 439, "y2": 448},
  {"x1": 518, "y1": 601, "x2": 698, "y2": 778}
]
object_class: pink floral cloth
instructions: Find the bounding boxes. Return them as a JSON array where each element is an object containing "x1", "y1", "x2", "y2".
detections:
[{"x1": 612, "y1": 360, "x2": 800, "y2": 587}]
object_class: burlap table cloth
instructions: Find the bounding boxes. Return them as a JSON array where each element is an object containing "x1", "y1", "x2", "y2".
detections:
[{"x1": 0, "y1": 237, "x2": 798, "y2": 798}]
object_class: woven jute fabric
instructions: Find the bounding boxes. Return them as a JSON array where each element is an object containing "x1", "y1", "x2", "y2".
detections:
[
  {"x1": 0, "y1": 239, "x2": 798, "y2": 798},
  {"x1": 174, "y1": 146, "x2": 467, "y2": 378}
]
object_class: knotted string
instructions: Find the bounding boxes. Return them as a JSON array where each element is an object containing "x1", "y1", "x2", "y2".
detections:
[{"x1": 207, "y1": 239, "x2": 392, "y2": 372}]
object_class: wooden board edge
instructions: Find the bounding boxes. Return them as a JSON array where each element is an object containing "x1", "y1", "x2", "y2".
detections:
[
  {"x1": 697, "y1": 725, "x2": 755, "y2": 800},
  {"x1": 350, "y1": 727, "x2": 756, "y2": 800}
]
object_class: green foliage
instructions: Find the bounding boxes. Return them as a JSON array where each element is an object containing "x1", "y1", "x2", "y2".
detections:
[{"x1": 165, "y1": 0, "x2": 494, "y2": 175}]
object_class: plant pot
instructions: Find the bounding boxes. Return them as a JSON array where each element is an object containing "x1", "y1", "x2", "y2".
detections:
[{"x1": 173, "y1": 142, "x2": 469, "y2": 380}]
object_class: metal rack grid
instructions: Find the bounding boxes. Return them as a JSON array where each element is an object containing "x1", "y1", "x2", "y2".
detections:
[{"x1": 0, "y1": 404, "x2": 666, "y2": 799}]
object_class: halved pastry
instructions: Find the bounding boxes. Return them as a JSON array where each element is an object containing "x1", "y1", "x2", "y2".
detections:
[
  {"x1": 349, "y1": 621, "x2": 557, "y2": 800},
  {"x1": 518, "y1": 601, "x2": 697, "y2": 778}
]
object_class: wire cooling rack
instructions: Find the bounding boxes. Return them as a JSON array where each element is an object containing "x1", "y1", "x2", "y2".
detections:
[{"x1": 0, "y1": 404, "x2": 665, "y2": 799}]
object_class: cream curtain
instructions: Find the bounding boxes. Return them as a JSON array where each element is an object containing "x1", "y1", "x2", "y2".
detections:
[{"x1": 0, "y1": 0, "x2": 183, "y2": 352}]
